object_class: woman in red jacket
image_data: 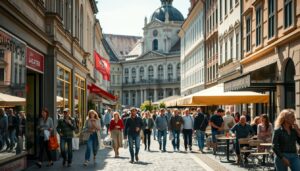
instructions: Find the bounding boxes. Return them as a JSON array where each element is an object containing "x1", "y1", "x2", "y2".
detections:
[{"x1": 109, "y1": 112, "x2": 124, "y2": 157}]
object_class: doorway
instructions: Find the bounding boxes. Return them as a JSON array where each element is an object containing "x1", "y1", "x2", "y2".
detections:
[{"x1": 26, "y1": 70, "x2": 43, "y2": 158}]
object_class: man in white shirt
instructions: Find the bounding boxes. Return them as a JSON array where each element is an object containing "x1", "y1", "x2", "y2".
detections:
[{"x1": 182, "y1": 108, "x2": 194, "y2": 151}]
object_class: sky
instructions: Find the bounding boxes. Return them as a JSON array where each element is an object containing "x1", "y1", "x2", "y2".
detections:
[{"x1": 96, "y1": 0, "x2": 190, "y2": 36}]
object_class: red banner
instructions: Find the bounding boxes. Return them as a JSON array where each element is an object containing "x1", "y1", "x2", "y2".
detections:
[
  {"x1": 26, "y1": 47, "x2": 44, "y2": 74},
  {"x1": 94, "y1": 51, "x2": 110, "y2": 81},
  {"x1": 88, "y1": 84, "x2": 116, "y2": 101}
]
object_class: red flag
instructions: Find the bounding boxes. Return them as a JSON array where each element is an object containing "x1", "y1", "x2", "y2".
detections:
[{"x1": 94, "y1": 51, "x2": 110, "y2": 81}]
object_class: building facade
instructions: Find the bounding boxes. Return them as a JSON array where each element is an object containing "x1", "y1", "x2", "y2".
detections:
[
  {"x1": 224, "y1": 0, "x2": 300, "y2": 121},
  {"x1": 104, "y1": 34, "x2": 141, "y2": 110},
  {"x1": 121, "y1": 0, "x2": 183, "y2": 107},
  {"x1": 0, "y1": 0, "x2": 111, "y2": 169},
  {"x1": 179, "y1": 0, "x2": 205, "y2": 96},
  {"x1": 205, "y1": 0, "x2": 218, "y2": 88},
  {"x1": 218, "y1": 0, "x2": 241, "y2": 83}
]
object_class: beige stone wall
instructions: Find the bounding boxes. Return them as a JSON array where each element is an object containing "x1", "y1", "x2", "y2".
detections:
[{"x1": 241, "y1": 0, "x2": 300, "y2": 122}]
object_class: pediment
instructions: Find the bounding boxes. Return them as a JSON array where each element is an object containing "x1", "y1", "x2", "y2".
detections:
[
  {"x1": 145, "y1": 20, "x2": 164, "y2": 29},
  {"x1": 137, "y1": 51, "x2": 165, "y2": 60}
]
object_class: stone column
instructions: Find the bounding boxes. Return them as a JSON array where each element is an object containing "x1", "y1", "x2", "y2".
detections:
[
  {"x1": 140, "y1": 89, "x2": 144, "y2": 104},
  {"x1": 163, "y1": 88, "x2": 167, "y2": 98},
  {"x1": 154, "y1": 65, "x2": 158, "y2": 79},
  {"x1": 154, "y1": 89, "x2": 158, "y2": 102},
  {"x1": 128, "y1": 91, "x2": 132, "y2": 106},
  {"x1": 144, "y1": 89, "x2": 147, "y2": 102},
  {"x1": 172, "y1": 88, "x2": 176, "y2": 96},
  {"x1": 173, "y1": 63, "x2": 177, "y2": 81},
  {"x1": 44, "y1": 48, "x2": 57, "y2": 126},
  {"x1": 128, "y1": 67, "x2": 132, "y2": 83},
  {"x1": 164, "y1": 64, "x2": 168, "y2": 80}
]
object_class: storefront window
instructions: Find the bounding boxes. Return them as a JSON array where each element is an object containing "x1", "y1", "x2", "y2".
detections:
[
  {"x1": 0, "y1": 29, "x2": 27, "y2": 161},
  {"x1": 57, "y1": 64, "x2": 71, "y2": 115},
  {"x1": 74, "y1": 74, "x2": 86, "y2": 129}
]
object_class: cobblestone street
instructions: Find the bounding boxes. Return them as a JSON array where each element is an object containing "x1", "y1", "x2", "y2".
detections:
[{"x1": 26, "y1": 137, "x2": 211, "y2": 171}]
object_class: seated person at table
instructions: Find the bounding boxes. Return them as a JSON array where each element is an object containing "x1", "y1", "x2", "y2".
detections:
[
  {"x1": 257, "y1": 114, "x2": 273, "y2": 151},
  {"x1": 231, "y1": 116, "x2": 254, "y2": 164}
]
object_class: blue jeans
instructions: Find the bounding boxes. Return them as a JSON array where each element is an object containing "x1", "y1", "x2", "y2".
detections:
[
  {"x1": 157, "y1": 130, "x2": 167, "y2": 150},
  {"x1": 196, "y1": 130, "x2": 205, "y2": 150},
  {"x1": 172, "y1": 130, "x2": 180, "y2": 150},
  {"x1": 275, "y1": 153, "x2": 300, "y2": 171},
  {"x1": 153, "y1": 126, "x2": 157, "y2": 139},
  {"x1": 85, "y1": 133, "x2": 99, "y2": 161},
  {"x1": 128, "y1": 135, "x2": 140, "y2": 161},
  {"x1": 60, "y1": 137, "x2": 73, "y2": 163},
  {"x1": 8, "y1": 129, "x2": 16, "y2": 149},
  {"x1": 211, "y1": 130, "x2": 223, "y2": 143}
]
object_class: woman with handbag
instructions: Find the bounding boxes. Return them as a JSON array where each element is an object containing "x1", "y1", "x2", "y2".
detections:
[
  {"x1": 83, "y1": 110, "x2": 101, "y2": 166},
  {"x1": 109, "y1": 112, "x2": 124, "y2": 158},
  {"x1": 36, "y1": 108, "x2": 54, "y2": 168}
]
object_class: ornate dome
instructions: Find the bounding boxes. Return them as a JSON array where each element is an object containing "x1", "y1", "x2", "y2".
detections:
[{"x1": 150, "y1": 0, "x2": 184, "y2": 22}]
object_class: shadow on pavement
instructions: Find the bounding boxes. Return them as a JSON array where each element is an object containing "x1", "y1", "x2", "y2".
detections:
[{"x1": 134, "y1": 161, "x2": 152, "y2": 165}]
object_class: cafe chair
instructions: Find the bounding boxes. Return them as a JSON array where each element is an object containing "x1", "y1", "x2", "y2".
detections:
[{"x1": 238, "y1": 138, "x2": 254, "y2": 167}]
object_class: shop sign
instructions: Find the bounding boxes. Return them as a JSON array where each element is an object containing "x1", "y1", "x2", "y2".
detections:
[
  {"x1": 224, "y1": 74, "x2": 251, "y2": 91},
  {"x1": 26, "y1": 47, "x2": 44, "y2": 74}
]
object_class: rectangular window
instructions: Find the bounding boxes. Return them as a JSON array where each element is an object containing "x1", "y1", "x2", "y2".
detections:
[
  {"x1": 268, "y1": 0, "x2": 275, "y2": 38},
  {"x1": 256, "y1": 6, "x2": 262, "y2": 46},
  {"x1": 75, "y1": 74, "x2": 86, "y2": 129},
  {"x1": 246, "y1": 16, "x2": 251, "y2": 52},
  {"x1": 219, "y1": 0, "x2": 222, "y2": 21},
  {"x1": 284, "y1": 0, "x2": 293, "y2": 28},
  {"x1": 57, "y1": 64, "x2": 72, "y2": 113},
  {"x1": 230, "y1": 37, "x2": 233, "y2": 59},
  {"x1": 225, "y1": 41, "x2": 228, "y2": 62},
  {"x1": 230, "y1": 0, "x2": 233, "y2": 10},
  {"x1": 236, "y1": 33, "x2": 239, "y2": 60},
  {"x1": 225, "y1": 0, "x2": 227, "y2": 15},
  {"x1": 0, "y1": 68, "x2": 4, "y2": 81}
]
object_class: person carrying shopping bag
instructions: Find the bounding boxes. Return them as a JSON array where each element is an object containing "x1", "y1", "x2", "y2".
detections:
[
  {"x1": 36, "y1": 108, "x2": 54, "y2": 168},
  {"x1": 83, "y1": 110, "x2": 101, "y2": 166},
  {"x1": 109, "y1": 112, "x2": 124, "y2": 158}
]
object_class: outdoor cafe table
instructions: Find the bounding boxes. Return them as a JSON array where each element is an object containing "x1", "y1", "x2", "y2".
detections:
[{"x1": 217, "y1": 136, "x2": 236, "y2": 162}]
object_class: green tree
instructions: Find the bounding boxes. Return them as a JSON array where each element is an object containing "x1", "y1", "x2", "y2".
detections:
[
  {"x1": 159, "y1": 102, "x2": 166, "y2": 109},
  {"x1": 140, "y1": 101, "x2": 153, "y2": 111}
]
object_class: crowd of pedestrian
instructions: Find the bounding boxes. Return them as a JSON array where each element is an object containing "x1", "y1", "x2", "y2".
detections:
[
  {"x1": 0, "y1": 108, "x2": 26, "y2": 155},
  {"x1": 2, "y1": 105, "x2": 299, "y2": 171}
]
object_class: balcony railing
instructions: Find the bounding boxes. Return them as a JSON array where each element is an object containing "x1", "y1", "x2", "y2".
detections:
[{"x1": 123, "y1": 78, "x2": 180, "y2": 86}]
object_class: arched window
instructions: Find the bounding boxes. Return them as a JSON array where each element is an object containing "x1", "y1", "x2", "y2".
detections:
[
  {"x1": 158, "y1": 65, "x2": 164, "y2": 80},
  {"x1": 152, "y1": 39, "x2": 158, "y2": 51},
  {"x1": 176, "y1": 63, "x2": 180, "y2": 81},
  {"x1": 139, "y1": 67, "x2": 144, "y2": 81},
  {"x1": 80, "y1": 5, "x2": 84, "y2": 46},
  {"x1": 285, "y1": 59, "x2": 295, "y2": 109},
  {"x1": 148, "y1": 66, "x2": 154, "y2": 80},
  {"x1": 124, "y1": 68, "x2": 129, "y2": 84},
  {"x1": 167, "y1": 64, "x2": 173, "y2": 81},
  {"x1": 132, "y1": 68, "x2": 136, "y2": 83}
]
